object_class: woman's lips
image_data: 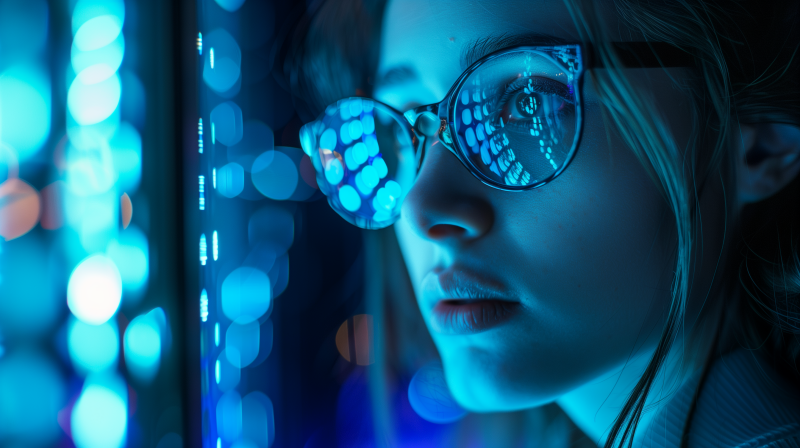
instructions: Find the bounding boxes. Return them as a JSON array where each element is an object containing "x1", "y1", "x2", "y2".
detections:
[{"x1": 431, "y1": 299, "x2": 521, "y2": 334}]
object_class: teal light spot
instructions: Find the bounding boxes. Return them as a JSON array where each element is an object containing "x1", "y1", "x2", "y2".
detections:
[
  {"x1": 106, "y1": 225, "x2": 149, "y2": 297},
  {"x1": 461, "y1": 90, "x2": 469, "y2": 105},
  {"x1": 221, "y1": 267, "x2": 271, "y2": 322},
  {"x1": 71, "y1": 384, "x2": 127, "y2": 448},
  {"x1": 0, "y1": 65, "x2": 51, "y2": 160},
  {"x1": 344, "y1": 147, "x2": 359, "y2": 171},
  {"x1": 324, "y1": 158, "x2": 344, "y2": 185},
  {"x1": 338, "y1": 185, "x2": 361, "y2": 212},
  {"x1": 71, "y1": 32, "x2": 125, "y2": 84},
  {"x1": 72, "y1": 0, "x2": 125, "y2": 35},
  {"x1": 214, "y1": 0, "x2": 246, "y2": 12},
  {"x1": 210, "y1": 101, "x2": 243, "y2": 146},
  {"x1": 461, "y1": 108, "x2": 472, "y2": 125},
  {"x1": 202, "y1": 29, "x2": 241, "y2": 93},
  {"x1": 216, "y1": 350, "x2": 240, "y2": 392},
  {"x1": 361, "y1": 115, "x2": 375, "y2": 135},
  {"x1": 225, "y1": 319, "x2": 260, "y2": 368},
  {"x1": 348, "y1": 98, "x2": 362, "y2": 117},
  {"x1": 299, "y1": 126, "x2": 314, "y2": 155},
  {"x1": 465, "y1": 127, "x2": 476, "y2": 147},
  {"x1": 217, "y1": 162, "x2": 244, "y2": 198},
  {"x1": 124, "y1": 312, "x2": 162, "y2": 383},
  {"x1": 339, "y1": 101, "x2": 351, "y2": 121},
  {"x1": 242, "y1": 392, "x2": 275, "y2": 447},
  {"x1": 68, "y1": 318, "x2": 119, "y2": 374},
  {"x1": 354, "y1": 172, "x2": 371, "y2": 196},
  {"x1": 216, "y1": 391, "x2": 243, "y2": 443},
  {"x1": 74, "y1": 15, "x2": 122, "y2": 51},
  {"x1": 365, "y1": 135, "x2": 379, "y2": 156},
  {"x1": 109, "y1": 122, "x2": 142, "y2": 193},
  {"x1": 348, "y1": 120, "x2": 363, "y2": 141},
  {"x1": 408, "y1": 362, "x2": 467, "y2": 424},
  {"x1": 339, "y1": 122, "x2": 352, "y2": 145},
  {"x1": 215, "y1": 322, "x2": 220, "y2": 347},
  {"x1": 385, "y1": 180, "x2": 402, "y2": 199},
  {"x1": 352, "y1": 142, "x2": 368, "y2": 165},
  {"x1": 363, "y1": 100, "x2": 374, "y2": 112},
  {"x1": 373, "y1": 187, "x2": 395, "y2": 211},
  {"x1": 361, "y1": 165, "x2": 379, "y2": 189},
  {"x1": 251, "y1": 150, "x2": 299, "y2": 200},
  {"x1": 68, "y1": 72, "x2": 121, "y2": 125},
  {"x1": 372, "y1": 157, "x2": 388, "y2": 179},
  {"x1": 320, "y1": 128, "x2": 337, "y2": 151}
]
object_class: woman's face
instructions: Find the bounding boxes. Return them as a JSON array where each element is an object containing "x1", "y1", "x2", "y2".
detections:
[{"x1": 375, "y1": 0, "x2": 702, "y2": 411}]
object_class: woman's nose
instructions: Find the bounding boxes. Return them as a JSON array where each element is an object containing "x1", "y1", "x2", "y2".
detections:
[{"x1": 400, "y1": 138, "x2": 494, "y2": 244}]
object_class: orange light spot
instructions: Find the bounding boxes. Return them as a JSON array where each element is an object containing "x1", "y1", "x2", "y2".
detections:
[
  {"x1": 40, "y1": 181, "x2": 64, "y2": 230},
  {"x1": 0, "y1": 178, "x2": 40, "y2": 240},
  {"x1": 121, "y1": 193, "x2": 133, "y2": 229},
  {"x1": 335, "y1": 314, "x2": 374, "y2": 366}
]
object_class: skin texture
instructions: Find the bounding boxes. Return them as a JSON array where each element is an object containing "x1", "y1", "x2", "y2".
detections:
[{"x1": 373, "y1": 0, "x2": 731, "y2": 443}]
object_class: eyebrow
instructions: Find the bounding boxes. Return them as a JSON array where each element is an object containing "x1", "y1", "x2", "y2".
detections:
[{"x1": 375, "y1": 32, "x2": 569, "y2": 92}]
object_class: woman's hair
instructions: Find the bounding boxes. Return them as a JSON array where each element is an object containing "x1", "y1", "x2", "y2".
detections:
[
  {"x1": 563, "y1": 0, "x2": 800, "y2": 446},
  {"x1": 283, "y1": 0, "x2": 800, "y2": 446}
]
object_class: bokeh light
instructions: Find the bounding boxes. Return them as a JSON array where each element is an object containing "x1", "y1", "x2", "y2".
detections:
[
  {"x1": 110, "y1": 122, "x2": 142, "y2": 193},
  {"x1": 215, "y1": 0, "x2": 246, "y2": 13},
  {"x1": 242, "y1": 391, "x2": 276, "y2": 448},
  {"x1": 217, "y1": 162, "x2": 244, "y2": 198},
  {"x1": 0, "y1": 65, "x2": 51, "y2": 160},
  {"x1": 71, "y1": 0, "x2": 125, "y2": 35},
  {"x1": 0, "y1": 178, "x2": 41, "y2": 241},
  {"x1": 203, "y1": 29, "x2": 241, "y2": 94},
  {"x1": 226, "y1": 318, "x2": 260, "y2": 368},
  {"x1": 0, "y1": 348, "x2": 64, "y2": 445},
  {"x1": 67, "y1": 254, "x2": 122, "y2": 325},
  {"x1": 124, "y1": 310, "x2": 163, "y2": 383},
  {"x1": 408, "y1": 362, "x2": 467, "y2": 424},
  {"x1": 106, "y1": 224, "x2": 149, "y2": 298},
  {"x1": 71, "y1": 379, "x2": 127, "y2": 448},
  {"x1": 216, "y1": 349, "x2": 241, "y2": 392},
  {"x1": 252, "y1": 150, "x2": 298, "y2": 200},
  {"x1": 68, "y1": 317, "x2": 119, "y2": 374},
  {"x1": 211, "y1": 101, "x2": 244, "y2": 146},
  {"x1": 335, "y1": 314, "x2": 374, "y2": 366},
  {"x1": 221, "y1": 267, "x2": 272, "y2": 322},
  {"x1": 216, "y1": 390, "x2": 242, "y2": 443}
]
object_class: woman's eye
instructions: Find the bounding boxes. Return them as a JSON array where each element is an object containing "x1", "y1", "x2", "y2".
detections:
[
  {"x1": 495, "y1": 77, "x2": 574, "y2": 127},
  {"x1": 514, "y1": 92, "x2": 540, "y2": 118}
]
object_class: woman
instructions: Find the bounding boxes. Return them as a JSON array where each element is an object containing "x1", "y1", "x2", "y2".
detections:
[{"x1": 287, "y1": 0, "x2": 800, "y2": 446}]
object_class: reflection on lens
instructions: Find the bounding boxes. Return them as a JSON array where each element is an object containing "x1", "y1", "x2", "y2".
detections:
[
  {"x1": 452, "y1": 46, "x2": 582, "y2": 188},
  {"x1": 302, "y1": 98, "x2": 415, "y2": 229}
]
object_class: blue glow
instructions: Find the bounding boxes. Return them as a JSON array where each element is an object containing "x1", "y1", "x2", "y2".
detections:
[
  {"x1": 339, "y1": 102, "x2": 352, "y2": 121},
  {"x1": 124, "y1": 312, "x2": 162, "y2": 383},
  {"x1": 408, "y1": 362, "x2": 467, "y2": 424},
  {"x1": 352, "y1": 142, "x2": 368, "y2": 165},
  {"x1": 215, "y1": 360, "x2": 220, "y2": 384},
  {"x1": 221, "y1": 267, "x2": 272, "y2": 322},
  {"x1": 200, "y1": 289, "x2": 208, "y2": 322},
  {"x1": 71, "y1": 384, "x2": 127, "y2": 448},
  {"x1": 338, "y1": 185, "x2": 361, "y2": 212},
  {"x1": 465, "y1": 127, "x2": 476, "y2": 147},
  {"x1": 340, "y1": 122, "x2": 352, "y2": 145},
  {"x1": 372, "y1": 157, "x2": 388, "y2": 179},
  {"x1": 362, "y1": 114, "x2": 375, "y2": 134},
  {"x1": 68, "y1": 318, "x2": 119, "y2": 374},
  {"x1": 0, "y1": 65, "x2": 51, "y2": 160},
  {"x1": 210, "y1": 101, "x2": 244, "y2": 146},
  {"x1": 225, "y1": 319, "x2": 260, "y2": 368},
  {"x1": 361, "y1": 165, "x2": 379, "y2": 189},
  {"x1": 325, "y1": 158, "x2": 344, "y2": 185},
  {"x1": 197, "y1": 32, "x2": 202, "y2": 54},
  {"x1": 213, "y1": 230, "x2": 219, "y2": 261},
  {"x1": 198, "y1": 118, "x2": 203, "y2": 153},
  {"x1": 365, "y1": 135, "x2": 379, "y2": 156},
  {"x1": 199, "y1": 175, "x2": 206, "y2": 210},
  {"x1": 216, "y1": 390, "x2": 243, "y2": 443},
  {"x1": 217, "y1": 162, "x2": 244, "y2": 198},
  {"x1": 110, "y1": 122, "x2": 142, "y2": 193},
  {"x1": 200, "y1": 234, "x2": 207, "y2": 265},
  {"x1": 215, "y1": 0, "x2": 246, "y2": 12},
  {"x1": 252, "y1": 150, "x2": 299, "y2": 200},
  {"x1": 348, "y1": 120, "x2": 363, "y2": 141},
  {"x1": 320, "y1": 128, "x2": 337, "y2": 151},
  {"x1": 462, "y1": 108, "x2": 472, "y2": 126},
  {"x1": 72, "y1": 0, "x2": 125, "y2": 35},
  {"x1": 72, "y1": 26, "x2": 125, "y2": 85},
  {"x1": 106, "y1": 225, "x2": 149, "y2": 297},
  {"x1": 355, "y1": 172, "x2": 372, "y2": 196},
  {"x1": 344, "y1": 146, "x2": 359, "y2": 171},
  {"x1": 203, "y1": 29, "x2": 241, "y2": 93},
  {"x1": 213, "y1": 168, "x2": 217, "y2": 188},
  {"x1": 68, "y1": 72, "x2": 121, "y2": 125},
  {"x1": 217, "y1": 438, "x2": 221, "y2": 448},
  {"x1": 74, "y1": 15, "x2": 122, "y2": 51},
  {"x1": 215, "y1": 322, "x2": 220, "y2": 346},
  {"x1": 385, "y1": 180, "x2": 402, "y2": 199},
  {"x1": 373, "y1": 187, "x2": 396, "y2": 211},
  {"x1": 349, "y1": 98, "x2": 363, "y2": 117},
  {"x1": 67, "y1": 254, "x2": 122, "y2": 325},
  {"x1": 0, "y1": 349, "x2": 64, "y2": 444},
  {"x1": 216, "y1": 349, "x2": 240, "y2": 392},
  {"x1": 242, "y1": 392, "x2": 276, "y2": 447}
]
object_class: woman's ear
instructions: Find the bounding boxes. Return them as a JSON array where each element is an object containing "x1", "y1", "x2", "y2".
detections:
[{"x1": 737, "y1": 123, "x2": 800, "y2": 204}]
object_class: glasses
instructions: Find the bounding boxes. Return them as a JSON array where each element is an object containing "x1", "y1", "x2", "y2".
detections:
[{"x1": 299, "y1": 43, "x2": 691, "y2": 229}]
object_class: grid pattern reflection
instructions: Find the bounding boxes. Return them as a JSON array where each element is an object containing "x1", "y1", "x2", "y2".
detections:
[{"x1": 196, "y1": 0, "x2": 308, "y2": 446}]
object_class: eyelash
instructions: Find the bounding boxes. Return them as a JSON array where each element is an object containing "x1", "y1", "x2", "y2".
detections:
[{"x1": 497, "y1": 76, "x2": 573, "y2": 108}]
